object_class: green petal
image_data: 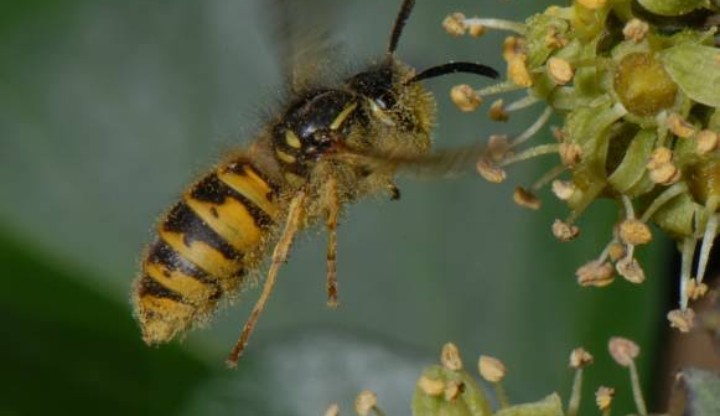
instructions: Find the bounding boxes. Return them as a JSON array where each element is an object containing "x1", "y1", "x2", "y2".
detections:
[
  {"x1": 637, "y1": 0, "x2": 709, "y2": 16},
  {"x1": 607, "y1": 129, "x2": 656, "y2": 196},
  {"x1": 661, "y1": 43, "x2": 720, "y2": 107},
  {"x1": 493, "y1": 393, "x2": 564, "y2": 416},
  {"x1": 411, "y1": 365, "x2": 491, "y2": 416}
]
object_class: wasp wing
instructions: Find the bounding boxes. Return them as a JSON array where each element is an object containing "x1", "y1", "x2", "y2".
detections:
[
  {"x1": 265, "y1": 0, "x2": 346, "y2": 92},
  {"x1": 332, "y1": 143, "x2": 489, "y2": 179}
]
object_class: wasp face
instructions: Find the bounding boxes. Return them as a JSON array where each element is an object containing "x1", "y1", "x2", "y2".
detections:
[
  {"x1": 347, "y1": 61, "x2": 439, "y2": 139},
  {"x1": 348, "y1": 66, "x2": 396, "y2": 109},
  {"x1": 347, "y1": 65, "x2": 402, "y2": 127}
]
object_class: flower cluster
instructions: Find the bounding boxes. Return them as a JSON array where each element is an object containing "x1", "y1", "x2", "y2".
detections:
[
  {"x1": 444, "y1": 0, "x2": 720, "y2": 331},
  {"x1": 327, "y1": 338, "x2": 654, "y2": 415}
]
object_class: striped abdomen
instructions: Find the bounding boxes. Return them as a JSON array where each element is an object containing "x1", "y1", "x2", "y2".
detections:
[{"x1": 133, "y1": 159, "x2": 280, "y2": 344}]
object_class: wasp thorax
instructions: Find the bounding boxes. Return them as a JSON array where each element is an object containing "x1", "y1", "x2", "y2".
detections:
[
  {"x1": 613, "y1": 52, "x2": 678, "y2": 117},
  {"x1": 271, "y1": 90, "x2": 358, "y2": 171}
]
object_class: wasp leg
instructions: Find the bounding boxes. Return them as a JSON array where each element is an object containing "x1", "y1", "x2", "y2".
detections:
[
  {"x1": 226, "y1": 191, "x2": 307, "y2": 367},
  {"x1": 388, "y1": 182, "x2": 401, "y2": 200},
  {"x1": 324, "y1": 177, "x2": 340, "y2": 308}
]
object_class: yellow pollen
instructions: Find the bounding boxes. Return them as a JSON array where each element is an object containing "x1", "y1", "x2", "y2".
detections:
[
  {"x1": 547, "y1": 57, "x2": 574, "y2": 85},
  {"x1": 667, "y1": 308, "x2": 695, "y2": 332},
  {"x1": 595, "y1": 386, "x2": 614, "y2": 411},
  {"x1": 442, "y1": 12, "x2": 467, "y2": 36},
  {"x1": 696, "y1": 130, "x2": 719, "y2": 155},
  {"x1": 440, "y1": 342, "x2": 463, "y2": 371},
  {"x1": 489, "y1": 99, "x2": 509, "y2": 121},
  {"x1": 618, "y1": 219, "x2": 652, "y2": 245},
  {"x1": 608, "y1": 337, "x2": 640, "y2": 367},
  {"x1": 450, "y1": 84, "x2": 482, "y2": 112},
  {"x1": 513, "y1": 187, "x2": 541, "y2": 210},
  {"x1": 623, "y1": 18, "x2": 649, "y2": 42},
  {"x1": 569, "y1": 348, "x2": 594, "y2": 369},
  {"x1": 478, "y1": 355, "x2": 506, "y2": 383},
  {"x1": 417, "y1": 376, "x2": 444, "y2": 396},
  {"x1": 667, "y1": 113, "x2": 696, "y2": 138}
]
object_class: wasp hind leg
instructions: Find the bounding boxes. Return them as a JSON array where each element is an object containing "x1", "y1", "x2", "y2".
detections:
[
  {"x1": 324, "y1": 177, "x2": 340, "y2": 308},
  {"x1": 226, "y1": 191, "x2": 307, "y2": 367}
]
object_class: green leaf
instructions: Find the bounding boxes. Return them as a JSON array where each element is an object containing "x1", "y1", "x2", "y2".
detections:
[{"x1": 0, "y1": 228, "x2": 212, "y2": 415}]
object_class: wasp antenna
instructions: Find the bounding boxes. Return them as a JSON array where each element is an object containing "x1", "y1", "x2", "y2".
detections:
[
  {"x1": 387, "y1": 0, "x2": 415, "y2": 55},
  {"x1": 406, "y1": 61, "x2": 500, "y2": 84}
]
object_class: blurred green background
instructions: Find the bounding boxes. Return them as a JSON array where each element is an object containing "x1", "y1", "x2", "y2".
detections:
[{"x1": 0, "y1": 0, "x2": 669, "y2": 414}]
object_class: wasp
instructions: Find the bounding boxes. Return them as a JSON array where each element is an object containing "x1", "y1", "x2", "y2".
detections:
[{"x1": 132, "y1": 0, "x2": 498, "y2": 366}]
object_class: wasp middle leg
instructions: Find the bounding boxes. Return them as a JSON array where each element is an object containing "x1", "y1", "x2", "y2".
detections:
[{"x1": 324, "y1": 177, "x2": 340, "y2": 308}]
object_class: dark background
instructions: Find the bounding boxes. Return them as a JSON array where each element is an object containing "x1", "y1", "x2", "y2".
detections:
[{"x1": 0, "y1": 0, "x2": 668, "y2": 414}]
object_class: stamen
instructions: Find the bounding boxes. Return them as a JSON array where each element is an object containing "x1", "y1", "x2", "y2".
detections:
[
  {"x1": 478, "y1": 355, "x2": 509, "y2": 408},
  {"x1": 489, "y1": 99, "x2": 509, "y2": 121},
  {"x1": 462, "y1": 17, "x2": 527, "y2": 35},
  {"x1": 553, "y1": 219, "x2": 580, "y2": 241},
  {"x1": 510, "y1": 106, "x2": 554, "y2": 148},
  {"x1": 499, "y1": 143, "x2": 560, "y2": 167},
  {"x1": 531, "y1": 164, "x2": 566, "y2": 191},
  {"x1": 451, "y1": 84, "x2": 483, "y2": 112},
  {"x1": 616, "y1": 254, "x2": 646, "y2": 284},
  {"x1": 568, "y1": 348, "x2": 593, "y2": 416},
  {"x1": 667, "y1": 113, "x2": 696, "y2": 138},
  {"x1": 623, "y1": 19, "x2": 650, "y2": 42},
  {"x1": 355, "y1": 390, "x2": 381, "y2": 416},
  {"x1": 514, "y1": 187, "x2": 542, "y2": 210},
  {"x1": 475, "y1": 80, "x2": 526, "y2": 97},
  {"x1": 621, "y1": 195, "x2": 636, "y2": 218},
  {"x1": 696, "y1": 130, "x2": 719, "y2": 155},
  {"x1": 679, "y1": 237, "x2": 696, "y2": 310},
  {"x1": 696, "y1": 210, "x2": 720, "y2": 285},
  {"x1": 668, "y1": 308, "x2": 695, "y2": 332},
  {"x1": 504, "y1": 94, "x2": 541, "y2": 112},
  {"x1": 608, "y1": 338, "x2": 647, "y2": 416},
  {"x1": 566, "y1": 182, "x2": 605, "y2": 223},
  {"x1": 595, "y1": 386, "x2": 614, "y2": 415},
  {"x1": 547, "y1": 57, "x2": 574, "y2": 85},
  {"x1": 639, "y1": 183, "x2": 688, "y2": 222},
  {"x1": 552, "y1": 179, "x2": 575, "y2": 200},
  {"x1": 577, "y1": 260, "x2": 615, "y2": 287}
]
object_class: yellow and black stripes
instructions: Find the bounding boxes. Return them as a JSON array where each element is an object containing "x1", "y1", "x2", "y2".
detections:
[{"x1": 134, "y1": 160, "x2": 280, "y2": 344}]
